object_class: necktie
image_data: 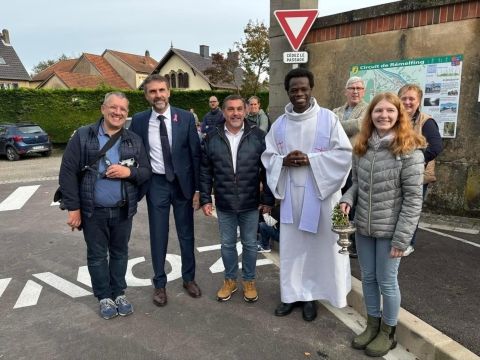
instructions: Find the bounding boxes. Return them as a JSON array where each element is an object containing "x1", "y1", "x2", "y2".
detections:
[{"x1": 158, "y1": 115, "x2": 175, "y2": 182}]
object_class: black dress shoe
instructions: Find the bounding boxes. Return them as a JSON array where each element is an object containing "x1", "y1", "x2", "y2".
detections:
[
  {"x1": 153, "y1": 288, "x2": 167, "y2": 307},
  {"x1": 183, "y1": 281, "x2": 202, "y2": 298},
  {"x1": 302, "y1": 301, "x2": 317, "y2": 322},
  {"x1": 274, "y1": 302, "x2": 295, "y2": 317}
]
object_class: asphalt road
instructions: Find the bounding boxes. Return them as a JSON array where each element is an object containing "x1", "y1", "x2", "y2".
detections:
[
  {"x1": 0, "y1": 162, "x2": 387, "y2": 360},
  {"x1": 1, "y1": 154, "x2": 478, "y2": 358}
]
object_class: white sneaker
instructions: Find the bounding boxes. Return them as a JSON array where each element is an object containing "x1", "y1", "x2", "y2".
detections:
[{"x1": 403, "y1": 246, "x2": 415, "y2": 257}]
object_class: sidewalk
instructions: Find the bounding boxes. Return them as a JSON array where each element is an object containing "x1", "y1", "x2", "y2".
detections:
[{"x1": 419, "y1": 212, "x2": 480, "y2": 234}]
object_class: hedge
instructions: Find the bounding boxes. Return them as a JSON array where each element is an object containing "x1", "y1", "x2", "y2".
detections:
[{"x1": 0, "y1": 88, "x2": 269, "y2": 143}]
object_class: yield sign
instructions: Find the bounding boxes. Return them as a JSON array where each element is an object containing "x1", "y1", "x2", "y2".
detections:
[{"x1": 274, "y1": 9, "x2": 318, "y2": 51}]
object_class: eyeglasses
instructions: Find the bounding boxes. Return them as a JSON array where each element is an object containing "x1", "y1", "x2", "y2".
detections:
[{"x1": 347, "y1": 87, "x2": 365, "y2": 92}]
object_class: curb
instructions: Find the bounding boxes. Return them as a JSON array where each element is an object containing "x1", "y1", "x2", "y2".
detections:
[{"x1": 264, "y1": 249, "x2": 479, "y2": 360}]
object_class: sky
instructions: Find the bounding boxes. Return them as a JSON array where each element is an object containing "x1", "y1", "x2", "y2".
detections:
[{"x1": 1, "y1": 0, "x2": 399, "y2": 74}]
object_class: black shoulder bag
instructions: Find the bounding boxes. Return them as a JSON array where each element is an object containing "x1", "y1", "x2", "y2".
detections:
[{"x1": 54, "y1": 128, "x2": 124, "y2": 210}]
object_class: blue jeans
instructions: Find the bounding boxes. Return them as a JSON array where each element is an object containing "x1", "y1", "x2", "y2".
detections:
[
  {"x1": 410, "y1": 184, "x2": 429, "y2": 246},
  {"x1": 258, "y1": 222, "x2": 279, "y2": 249},
  {"x1": 217, "y1": 209, "x2": 258, "y2": 281},
  {"x1": 356, "y1": 233, "x2": 401, "y2": 326},
  {"x1": 82, "y1": 207, "x2": 132, "y2": 301}
]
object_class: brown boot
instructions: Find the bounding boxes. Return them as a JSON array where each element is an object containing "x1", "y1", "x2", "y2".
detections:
[
  {"x1": 242, "y1": 280, "x2": 258, "y2": 302},
  {"x1": 217, "y1": 279, "x2": 237, "y2": 301}
]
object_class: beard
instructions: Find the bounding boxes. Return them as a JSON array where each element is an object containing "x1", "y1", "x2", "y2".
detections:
[{"x1": 152, "y1": 99, "x2": 168, "y2": 113}]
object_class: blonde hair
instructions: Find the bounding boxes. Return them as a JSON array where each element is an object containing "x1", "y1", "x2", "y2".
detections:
[
  {"x1": 398, "y1": 84, "x2": 423, "y2": 102},
  {"x1": 353, "y1": 92, "x2": 426, "y2": 156}
]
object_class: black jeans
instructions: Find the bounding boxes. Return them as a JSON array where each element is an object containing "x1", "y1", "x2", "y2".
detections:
[{"x1": 82, "y1": 206, "x2": 132, "y2": 300}]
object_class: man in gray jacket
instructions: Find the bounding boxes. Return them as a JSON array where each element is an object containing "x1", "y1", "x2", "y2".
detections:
[{"x1": 333, "y1": 76, "x2": 368, "y2": 258}]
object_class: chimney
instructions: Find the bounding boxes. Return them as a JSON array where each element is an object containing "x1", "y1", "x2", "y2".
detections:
[
  {"x1": 145, "y1": 50, "x2": 150, "y2": 57},
  {"x1": 199, "y1": 45, "x2": 209, "y2": 58},
  {"x1": 1, "y1": 29, "x2": 10, "y2": 45}
]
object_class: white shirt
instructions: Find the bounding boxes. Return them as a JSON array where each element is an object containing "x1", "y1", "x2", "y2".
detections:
[
  {"x1": 224, "y1": 124, "x2": 244, "y2": 174},
  {"x1": 148, "y1": 106, "x2": 172, "y2": 175}
]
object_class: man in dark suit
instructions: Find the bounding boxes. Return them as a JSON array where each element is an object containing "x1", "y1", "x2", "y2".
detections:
[{"x1": 130, "y1": 74, "x2": 201, "y2": 307}]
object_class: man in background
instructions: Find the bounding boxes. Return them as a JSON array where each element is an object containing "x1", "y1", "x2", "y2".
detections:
[
  {"x1": 333, "y1": 76, "x2": 368, "y2": 258},
  {"x1": 201, "y1": 96, "x2": 224, "y2": 135}
]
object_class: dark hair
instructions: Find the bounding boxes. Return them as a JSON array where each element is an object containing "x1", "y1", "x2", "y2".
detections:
[
  {"x1": 143, "y1": 74, "x2": 170, "y2": 92},
  {"x1": 222, "y1": 94, "x2": 246, "y2": 109},
  {"x1": 284, "y1": 68, "x2": 314, "y2": 91}
]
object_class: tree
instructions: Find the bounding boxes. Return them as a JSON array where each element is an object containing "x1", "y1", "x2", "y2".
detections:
[
  {"x1": 236, "y1": 20, "x2": 269, "y2": 95},
  {"x1": 204, "y1": 52, "x2": 241, "y2": 93},
  {"x1": 31, "y1": 54, "x2": 70, "y2": 76}
]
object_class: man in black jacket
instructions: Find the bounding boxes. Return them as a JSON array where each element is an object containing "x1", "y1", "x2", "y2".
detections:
[
  {"x1": 200, "y1": 95, "x2": 224, "y2": 135},
  {"x1": 59, "y1": 92, "x2": 151, "y2": 319},
  {"x1": 200, "y1": 94, "x2": 274, "y2": 303}
]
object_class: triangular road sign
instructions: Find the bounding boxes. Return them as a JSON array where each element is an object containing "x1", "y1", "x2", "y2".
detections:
[{"x1": 274, "y1": 9, "x2": 318, "y2": 51}]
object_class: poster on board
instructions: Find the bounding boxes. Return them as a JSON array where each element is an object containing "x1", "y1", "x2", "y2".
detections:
[{"x1": 350, "y1": 55, "x2": 463, "y2": 138}]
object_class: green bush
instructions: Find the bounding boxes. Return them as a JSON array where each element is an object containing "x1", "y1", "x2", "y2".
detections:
[{"x1": 0, "y1": 88, "x2": 269, "y2": 143}]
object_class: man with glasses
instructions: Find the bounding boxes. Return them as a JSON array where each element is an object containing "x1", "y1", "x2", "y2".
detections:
[
  {"x1": 201, "y1": 96, "x2": 225, "y2": 135},
  {"x1": 59, "y1": 92, "x2": 151, "y2": 319},
  {"x1": 333, "y1": 76, "x2": 368, "y2": 258}
]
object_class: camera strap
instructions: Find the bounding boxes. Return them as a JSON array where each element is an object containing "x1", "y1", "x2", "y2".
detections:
[{"x1": 86, "y1": 128, "x2": 124, "y2": 169}]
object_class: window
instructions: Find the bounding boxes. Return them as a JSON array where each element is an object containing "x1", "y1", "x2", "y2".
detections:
[
  {"x1": 0, "y1": 57, "x2": 6, "y2": 65},
  {"x1": 178, "y1": 72, "x2": 184, "y2": 88},
  {"x1": 170, "y1": 71, "x2": 177, "y2": 88},
  {"x1": 178, "y1": 72, "x2": 189, "y2": 88}
]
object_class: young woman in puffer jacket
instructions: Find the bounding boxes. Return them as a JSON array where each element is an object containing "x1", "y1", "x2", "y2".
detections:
[{"x1": 340, "y1": 92, "x2": 426, "y2": 357}]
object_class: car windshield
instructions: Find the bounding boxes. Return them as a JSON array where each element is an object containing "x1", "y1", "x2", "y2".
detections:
[{"x1": 17, "y1": 126, "x2": 44, "y2": 134}]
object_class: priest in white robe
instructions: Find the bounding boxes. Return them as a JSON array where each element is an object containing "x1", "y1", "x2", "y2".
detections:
[{"x1": 261, "y1": 68, "x2": 352, "y2": 321}]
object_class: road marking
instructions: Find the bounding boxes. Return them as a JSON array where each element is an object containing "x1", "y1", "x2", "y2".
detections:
[
  {"x1": 321, "y1": 301, "x2": 416, "y2": 360},
  {"x1": 0, "y1": 278, "x2": 12, "y2": 298},
  {"x1": 197, "y1": 244, "x2": 221, "y2": 252},
  {"x1": 33, "y1": 272, "x2": 92, "y2": 297},
  {"x1": 419, "y1": 226, "x2": 480, "y2": 248},
  {"x1": 125, "y1": 257, "x2": 152, "y2": 286},
  {"x1": 0, "y1": 185, "x2": 40, "y2": 211},
  {"x1": 50, "y1": 201, "x2": 60, "y2": 206},
  {"x1": 208, "y1": 242, "x2": 273, "y2": 273},
  {"x1": 13, "y1": 280, "x2": 43, "y2": 308}
]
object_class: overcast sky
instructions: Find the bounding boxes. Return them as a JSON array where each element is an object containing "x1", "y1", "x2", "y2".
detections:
[{"x1": 1, "y1": 0, "x2": 398, "y2": 73}]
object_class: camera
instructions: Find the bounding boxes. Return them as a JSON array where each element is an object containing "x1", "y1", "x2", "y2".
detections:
[{"x1": 119, "y1": 158, "x2": 136, "y2": 167}]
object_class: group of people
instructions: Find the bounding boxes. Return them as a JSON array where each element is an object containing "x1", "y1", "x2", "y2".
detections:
[{"x1": 58, "y1": 67, "x2": 442, "y2": 358}]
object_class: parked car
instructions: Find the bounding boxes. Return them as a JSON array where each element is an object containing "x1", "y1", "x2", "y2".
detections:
[{"x1": 0, "y1": 123, "x2": 52, "y2": 161}]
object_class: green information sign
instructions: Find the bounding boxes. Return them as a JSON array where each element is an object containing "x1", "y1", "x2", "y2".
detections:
[{"x1": 351, "y1": 55, "x2": 463, "y2": 138}]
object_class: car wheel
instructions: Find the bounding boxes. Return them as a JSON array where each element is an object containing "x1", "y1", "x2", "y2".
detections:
[
  {"x1": 41, "y1": 151, "x2": 52, "y2": 157},
  {"x1": 6, "y1": 146, "x2": 20, "y2": 161}
]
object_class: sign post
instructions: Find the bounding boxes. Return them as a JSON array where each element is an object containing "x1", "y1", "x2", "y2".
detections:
[{"x1": 274, "y1": 9, "x2": 318, "y2": 67}]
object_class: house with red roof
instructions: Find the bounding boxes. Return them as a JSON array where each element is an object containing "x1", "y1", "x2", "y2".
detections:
[{"x1": 34, "y1": 50, "x2": 157, "y2": 90}]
